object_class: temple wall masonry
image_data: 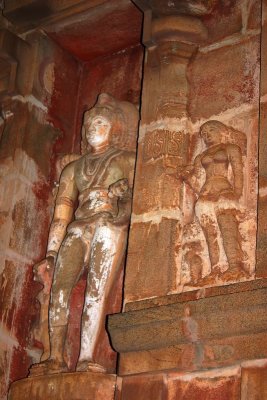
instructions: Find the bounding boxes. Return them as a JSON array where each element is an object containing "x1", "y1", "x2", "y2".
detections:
[
  {"x1": 0, "y1": 31, "x2": 82, "y2": 399},
  {"x1": 110, "y1": 0, "x2": 267, "y2": 398},
  {"x1": 124, "y1": 0, "x2": 261, "y2": 304},
  {"x1": 1, "y1": 0, "x2": 267, "y2": 399}
]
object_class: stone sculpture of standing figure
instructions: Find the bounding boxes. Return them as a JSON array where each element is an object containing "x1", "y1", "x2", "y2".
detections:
[
  {"x1": 30, "y1": 93, "x2": 138, "y2": 375},
  {"x1": 180, "y1": 120, "x2": 247, "y2": 279}
]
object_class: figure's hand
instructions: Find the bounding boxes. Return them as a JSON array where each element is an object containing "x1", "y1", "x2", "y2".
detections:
[
  {"x1": 177, "y1": 165, "x2": 194, "y2": 180},
  {"x1": 108, "y1": 179, "x2": 129, "y2": 198},
  {"x1": 33, "y1": 256, "x2": 55, "y2": 282}
]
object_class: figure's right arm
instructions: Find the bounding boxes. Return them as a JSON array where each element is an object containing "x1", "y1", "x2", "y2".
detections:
[
  {"x1": 176, "y1": 154, "x2": 203, "y2": 194},
  {"x1": 46, "y1": 162, "x2": 78, "y2": 260}
]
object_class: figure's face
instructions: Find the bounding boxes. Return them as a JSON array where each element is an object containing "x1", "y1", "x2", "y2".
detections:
[
  {"x1": 200, "y1": 124, "x2": 221, "y2": 146},
  {"x1": 85, "y1": 115, "x2": 111, "y2": 147}
]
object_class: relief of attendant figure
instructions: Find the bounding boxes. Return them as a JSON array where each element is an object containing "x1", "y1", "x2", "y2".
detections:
[
  {"x1": 180, "y1": 120, "x2": 247, "y2": 278},
  {"x1": 30, "y1": 93, "x2": 138, "y2": 375}
]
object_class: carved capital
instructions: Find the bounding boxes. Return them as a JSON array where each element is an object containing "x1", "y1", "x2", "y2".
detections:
[
  {"x1": 132, "y1": 0, "x2": 210, "y2": 48},
  {"x1": 132, "y1": 0, "x2": 216, "y2": 16}
]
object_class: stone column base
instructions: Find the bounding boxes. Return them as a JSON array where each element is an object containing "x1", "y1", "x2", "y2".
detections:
[{"x1": 8, "y1": 372, "x2": 117, "y2": 400}]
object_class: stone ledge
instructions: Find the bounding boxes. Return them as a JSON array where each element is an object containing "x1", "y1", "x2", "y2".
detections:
[
  {"x1": 8, "y1": 371, "x2": 116, "y2": 400},
  {"x1": 108, "y1": 280, "x2": 267, "y2": 375},
  {"x1": 124, "y1": 278, "x2": 267, "y2": 311}
]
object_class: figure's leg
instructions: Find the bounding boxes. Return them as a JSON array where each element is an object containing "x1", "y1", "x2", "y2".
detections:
[
  {"x1": 195, "y1": 201, "x2": 220, "y2": 269},
  {"x1": 200, "y1": 218, "x2": 220, "y2": 268},
  {"x1": 77, "y1": 222, "x2": 127, "y2": 372},
  {"x1": 47, "y1": 232, "x2": 86, "y2": 370},
  {"x1": 217, "y1": 210, "x2": 244, "y2": 271}
]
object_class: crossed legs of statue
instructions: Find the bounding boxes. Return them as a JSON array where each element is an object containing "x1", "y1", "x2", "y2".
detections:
[{"x1": 32, "y1": 218, "x2": 127, "y2": 375}]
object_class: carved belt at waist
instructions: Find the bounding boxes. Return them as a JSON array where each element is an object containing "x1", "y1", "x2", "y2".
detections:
[{"x1": 75, "y1": 190, "x2": 118, "y2": 220}]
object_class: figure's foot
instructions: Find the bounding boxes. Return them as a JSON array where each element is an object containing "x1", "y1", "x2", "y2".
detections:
[
  {"x1": 221, "y1": 266, "x2": 250, "y2": 281},
  {"x1": 29, "y1": 358, "x2": 69, "y2": 377},
  {"x1": 76, "y1": 360, "x2": 107, "y2": 374}
]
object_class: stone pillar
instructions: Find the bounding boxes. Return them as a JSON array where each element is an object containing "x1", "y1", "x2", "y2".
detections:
[{"x1": 124, "y1": 11, "x2": 207, "y2": 303}]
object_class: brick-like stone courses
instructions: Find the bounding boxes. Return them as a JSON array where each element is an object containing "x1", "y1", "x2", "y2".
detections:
[
  {"x1": 257, "y1": 0, "x2": 267, "y2": 277},
  {"x1": 109, "y1": 281, "x2": 267, "y2": 375},
  {"x1": 117, "y1": 362, "x2": 267, "y2": 400},
  {"x1": 0, "y1": 32, "x2": 81, "y2": 399},
  {"x1": 124, "y1": 0, "x2": 261, "y2": 304}
]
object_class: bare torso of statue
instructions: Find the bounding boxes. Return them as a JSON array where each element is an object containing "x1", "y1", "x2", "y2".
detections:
[{"x1": 30, "y1": 93, "x2": 138, "y2": 375}]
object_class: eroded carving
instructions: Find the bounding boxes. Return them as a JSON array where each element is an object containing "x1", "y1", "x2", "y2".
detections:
[
  {"x1": 30, "y1": 93, "x2": 138, "y2": 375},
  {"x1": 179, "y1": 120, "x2": 251, "y2": 285},
  {"x1": 144, "y1": 129, "x2": 188, "y2": 161}
]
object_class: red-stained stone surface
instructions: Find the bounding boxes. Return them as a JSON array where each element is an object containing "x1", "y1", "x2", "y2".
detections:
[
  {"x1": 1, "y1": 0, "x2": 267, "y2": 399},
  {"x1": 117, "y1": 363, "x2": 267, "y2": 399},
  {"x1": 241, "y1": 362, "x2": 267, "y2": 399},
  {"x1": 167, "y1": 370, "x2": 241, "y2": 400},
  {"x1": 188, "y1": 35, "x2": 260, "y2": 121},
  {"x1": 120, "y1": 375, "x2": 166, "y2": 400},
  {"x1": 46, "y1": 0, "x2": 143, "y2": 62},
  {"x1": 257, "y1": 0, "x2": 267, "y2": 278},
  {"x1": 0, "y1": 30, "x2": 80, "y2": 400},
  {"x1": 75, "y1": 44, "x2": 143, "y2": 152}
]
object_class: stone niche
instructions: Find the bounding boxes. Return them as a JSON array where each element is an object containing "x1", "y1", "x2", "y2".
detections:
[{"x1": 0, "y1": 1, "x2": 143, "y2": 399}]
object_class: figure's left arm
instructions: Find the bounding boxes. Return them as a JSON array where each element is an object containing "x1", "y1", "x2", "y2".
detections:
[
  {"x1": 228, "y1": 144, "x2": 243, "y2": 199},
  {"x1": 109, "y1": 152, "x2": 135, "y2": 226}
]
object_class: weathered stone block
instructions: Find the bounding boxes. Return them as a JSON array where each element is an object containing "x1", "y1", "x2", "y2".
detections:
[
  {"x1": 188, "y1": 35, "x2": 260, "y2": 121},
  {"x1": 257, "y1": 101, "x2": 267, "y2": 277},
  {"x1": 120, "y1": 374, "x2": 165, "y2": 400},
  {"x1": 261, "y1": 0, "x2": 267, "y2": 97},
  {"x1": 167, "y1": 368, "x2": 240, "y2": 400},
  {"x1": 8, "y1": 372, "x2": 116, "y2": 400},
  {"x1": 201, "y1": 0, "x2": 242, "y2": 44},
  {"x1": 241, "y1": 362, "x2": 267, "y2": 399},
  {"x1": 124, "y1": 219, "x2": 179, "y2": 302},
  {"x1": 109, "y1": 281, "x2": 267, "y2": 375}
]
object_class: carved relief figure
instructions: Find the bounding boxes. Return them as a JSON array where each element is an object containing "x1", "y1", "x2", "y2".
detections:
[
  {"x1": 30, "y1": 93, "x2": 138, "y2": 375},
  {"x1": 180, "y1": 120, "x2": 247, "y2": 281}
]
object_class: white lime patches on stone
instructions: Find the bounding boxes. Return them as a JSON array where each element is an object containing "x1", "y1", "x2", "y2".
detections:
[
  {"x1": 88, "y1": 190, "x2": 109, "y2": 210},
  {"x1": 259, "y1": 185, "x2": 267, "y2": 198},
  {"x1": 49, "y1": 305, "x2": 59, "y2": 322},
  {"x1": 50, "y1": 289, "x2": 69, "y2": 323},
  {"x1": 64, "y1": 227, "x2": 83, "y2": 248},
  {"x1": 79, "y1": 223, "x2": 119, "y2": 362},
  {"x1": 12, "y1": 94, "x2": 48, "y2": 112},
  {"x1": 139, "y1": 117, "x2": 192, "y2": 143},
  {"x1": 132, "y1": 209, "x2": 182, "y2": 225},
  {"x1": 170, "y1": 365, "x2": 241, "y2": 382}
]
